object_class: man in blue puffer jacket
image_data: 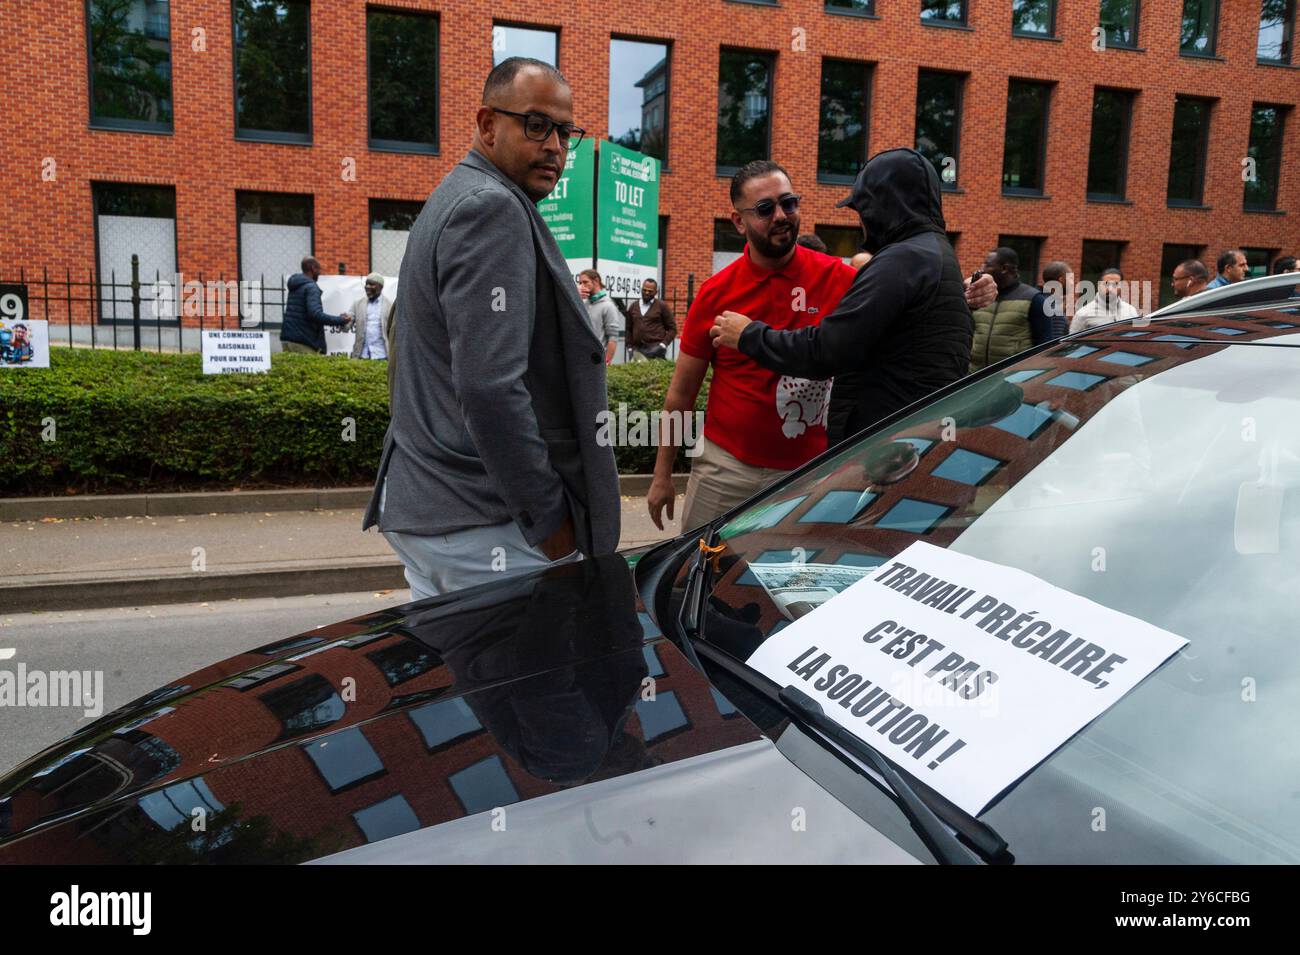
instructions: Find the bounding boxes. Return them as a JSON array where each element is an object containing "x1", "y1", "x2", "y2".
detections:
[{"x1": 280, "y1": 256, "x2": 351, "y2": 354}]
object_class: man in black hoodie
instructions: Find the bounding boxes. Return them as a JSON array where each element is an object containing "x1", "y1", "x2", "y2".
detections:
[
  {"x1": 280, "y1": 256, "x2": 352, "y2": 354},
  {"x1": 710, "y1": 148, "x2": 982, "y2": 447}
]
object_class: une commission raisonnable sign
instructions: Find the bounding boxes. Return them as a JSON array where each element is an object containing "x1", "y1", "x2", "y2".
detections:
[
  {"x1": 745, "y1": 541, "x2": 1188, "y2": 815},
  {"x1": 201, "y1": 330, "x2": 271, "y2": 374}
]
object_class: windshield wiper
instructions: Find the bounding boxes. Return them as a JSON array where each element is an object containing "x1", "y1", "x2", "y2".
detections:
[
  {"x1": 778, "y1": 685, "x2": 1004, "y2": 865},
  {"x1": 673, "y1": 526, "x2": 719, "y2": 672},
  {"x1": 686, "y1": 637, "x2": 1011, "y2": 864}
]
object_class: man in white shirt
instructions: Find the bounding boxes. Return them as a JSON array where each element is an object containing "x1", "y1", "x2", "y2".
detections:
[
  {"x1": 350, "y1": 273, "x2": 393, "y2": 360},
  {"x1": 1070, "y1": 267, "x2": 1140, "y2": 333}
]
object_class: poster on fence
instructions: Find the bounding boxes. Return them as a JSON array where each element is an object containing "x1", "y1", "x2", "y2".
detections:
[
  {"x1": 317, "y1": 275, "x2": 399, "y2": 357},
  {"x1": 0, "y1": 284, "x2": 47, "y2": 369},
  {"x1": 202, "y1": 330, "x2": 271, "y2": 374}
]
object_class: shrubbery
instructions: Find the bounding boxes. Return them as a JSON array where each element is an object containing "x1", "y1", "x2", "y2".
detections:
[{"x1": 0, "y1": 348, "x2": 708, "y2": 494}]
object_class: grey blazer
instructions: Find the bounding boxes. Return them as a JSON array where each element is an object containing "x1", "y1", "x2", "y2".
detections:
[
  {"x1": 362, "y1": 149, "x2": 621, "y2": 556},
  {"x1": 349, "y1": 294, "x2": 393, "y2": 359}
]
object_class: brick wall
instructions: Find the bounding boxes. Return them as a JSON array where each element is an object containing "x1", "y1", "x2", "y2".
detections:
[{"x1": 1, "y1": 1, "x2": 1297, "y2": 298}]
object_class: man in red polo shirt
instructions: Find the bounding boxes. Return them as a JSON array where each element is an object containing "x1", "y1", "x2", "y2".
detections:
[{"x1": 646, "y1": 159, "x2": 858, "y2": 531}]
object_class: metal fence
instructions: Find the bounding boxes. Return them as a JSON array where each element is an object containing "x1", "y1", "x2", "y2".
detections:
[{"x1": 5, "y1": 259, "x2": 696, "y2": 361}]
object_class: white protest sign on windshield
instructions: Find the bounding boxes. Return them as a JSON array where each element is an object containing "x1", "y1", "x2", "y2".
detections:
[{"x1": 745, "y1": 541, "x2": 1188, "y2": 815}]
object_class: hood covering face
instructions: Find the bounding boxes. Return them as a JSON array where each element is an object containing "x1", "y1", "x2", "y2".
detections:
[{"x1": 835, "y1": 148, "x2": 948, "y2": 255}]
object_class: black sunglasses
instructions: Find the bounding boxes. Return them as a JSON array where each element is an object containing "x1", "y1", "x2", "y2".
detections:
[
  {"x1": 736, "y1": 193, "x2": 801, "y2": 219},
  {"x1": 492, "y1": 108, "x2": 586, "y2": 148}
]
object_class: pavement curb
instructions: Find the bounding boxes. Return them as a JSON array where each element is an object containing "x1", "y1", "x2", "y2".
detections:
[
  {"x1": 0, "y1": 474, "x2": 687, "y2": 522},
  {"x1": 1, "y1": 559, "x2": 410, "y2": 613}
]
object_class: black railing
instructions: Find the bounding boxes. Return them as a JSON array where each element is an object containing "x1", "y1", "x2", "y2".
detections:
[{"x1": 3, "y1": 264, "x2": 697, "y2": 358}]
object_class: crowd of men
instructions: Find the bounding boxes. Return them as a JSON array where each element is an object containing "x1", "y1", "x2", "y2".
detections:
[{"x1": 270, "y1": 55, "x2": 1295, "y2": 600}]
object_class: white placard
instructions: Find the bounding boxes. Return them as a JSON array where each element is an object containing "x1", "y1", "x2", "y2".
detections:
[
  {"x1": 746, "y1": 541, "x2": 1189, "y2": 815},
  {"x1": 0, "y1": 318, "x2": 49, "y2": 369},
  {"x1": 202, "y1": 330, "x2": 271, "y2": 374}
]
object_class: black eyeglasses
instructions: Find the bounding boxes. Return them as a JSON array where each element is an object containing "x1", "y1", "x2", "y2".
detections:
[
  {"x1": 736, "y1": 193, "x2": 801, "y2": 218},
  {"x1": 492, "y1": 108, "x2": 586, "y2": 148}
]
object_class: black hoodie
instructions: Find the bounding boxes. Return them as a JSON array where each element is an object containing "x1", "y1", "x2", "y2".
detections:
[{"x1": 737, "y1": 148, "x2": 973, "y2": 446}]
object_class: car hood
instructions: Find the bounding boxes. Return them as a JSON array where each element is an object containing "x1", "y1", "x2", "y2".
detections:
[{"x1": 0, "y1": 555, "x2": 776, "y2": 864}]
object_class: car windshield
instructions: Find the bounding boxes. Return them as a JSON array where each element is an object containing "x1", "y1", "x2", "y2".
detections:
[{"x1": 700, "y1": 321, "x2": 1300, "y2": 863}]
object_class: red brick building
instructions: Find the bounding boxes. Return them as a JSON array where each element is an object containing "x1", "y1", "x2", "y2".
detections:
[{"x1": 1, "y1": 0, "x2": 1297, "y2": 324}]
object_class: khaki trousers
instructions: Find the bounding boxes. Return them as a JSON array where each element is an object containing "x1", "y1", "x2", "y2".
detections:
[
  {"x1": 281, "y1": 340, "x2": 318, "y2": 355},
  {"x1": 681, "y1": 436, "x2": 789, "y2": 531}
]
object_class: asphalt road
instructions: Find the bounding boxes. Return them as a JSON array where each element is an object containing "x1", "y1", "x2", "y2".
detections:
[{"x1": 0, "y1": 590, "x2": 409, "y2": 776}]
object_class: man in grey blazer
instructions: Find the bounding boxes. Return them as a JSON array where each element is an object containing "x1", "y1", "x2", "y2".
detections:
[
  {"x1": 363, "y1": 57, "x2": 621, "y2": 599},
  {"x1": 349, "y1": 273, "x2": 393, "y2": 360}
]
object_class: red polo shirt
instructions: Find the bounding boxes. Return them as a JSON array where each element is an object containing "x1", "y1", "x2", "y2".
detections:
[{"x1": 680, "y1": 243, "x2": 858, "y2": 469}]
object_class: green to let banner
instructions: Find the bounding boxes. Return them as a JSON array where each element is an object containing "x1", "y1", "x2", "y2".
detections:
[
  {"x1": 537, "y1": 137, "x2": 595, "y2": 281},
  {"x1": 596, "y1": 140, "x2": 660, "y2": 298}
]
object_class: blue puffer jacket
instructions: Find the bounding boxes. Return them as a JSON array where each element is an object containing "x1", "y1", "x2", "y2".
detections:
[{"x1": 280, "y1": 273, "x2": 346, "y2": 353}]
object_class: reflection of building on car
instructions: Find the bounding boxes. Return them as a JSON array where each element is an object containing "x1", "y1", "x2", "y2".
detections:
[{"x1": 4, "y1": 275, "x2": 1300, "y2": 864}]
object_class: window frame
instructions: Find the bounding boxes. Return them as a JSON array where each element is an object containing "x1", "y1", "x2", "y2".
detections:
[
  {"x1": 1179, "y1": 0, "x2": 1220, "y2": 58},
  {"x1": 491, "y1": 21, "x2": 561, "y2": 70},
  {"x1": 1085, "y1": 87, "x2": 1135, "y2": 202},
  {"x1": 1166, "y1": 95, "x2": 1212, "y2": 207},
  {"x1": 1001, "y1": 79, "x2": 1052, "y2": 196},
  {"x1": 1244, "y1": 103, "x2": 1288, "y2": 212},
  {"x1": 1011, "y1": 0, "x2": 1057, "y2": 38},
  {"x1": 920, "y1": 0, "x2": 969, "y2": 28},
  {"x1": 715, "y1": 47, "x2": 776, "y2": 177},
  {"x1": 1098, "y1": 0, "x2": 1143, "y2": 51},
  {"x1": 609, "y1": 34, "x2": 673, "y2": 170},
  {"x1": 90, "y1": 180, "x2": 180, "y2": 325},
  {"x1": 234, "y1": 190, "x2": 316, "y2": 326},
  {"x1": 366, "y1": 5, "x2": 439, "y2": 156},
  {"x1": 231, "y1": 0, "x2": 313, "y2": 145},
  {"x1": 824, "y1": 0, "x2": 878, "y2": 17},
  {"x1": 997, "y1": 234, "x2": 1044, "y2": 289},
  {"x1": 816, "y1": 57, "x2": 873, "y2": 184},
  {"x1": 915, "y1": 68, "x2": 965, "y2": 193},
  {"x1": 84, "y1": 0, "x2": 175, "y2": 134},
  {"x1": 1256, "y1": 0, "x2": 1296, "y2": 65}
]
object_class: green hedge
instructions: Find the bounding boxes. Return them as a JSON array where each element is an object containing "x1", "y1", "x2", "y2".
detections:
[{"x1": 0, "y1": 348, "x2": 708, "y2": 494}]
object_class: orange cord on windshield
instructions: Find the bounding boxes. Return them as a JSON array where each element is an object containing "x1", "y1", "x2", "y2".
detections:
[{"x1": 699, "y1": 538, "x2": 725, "y2": 573}]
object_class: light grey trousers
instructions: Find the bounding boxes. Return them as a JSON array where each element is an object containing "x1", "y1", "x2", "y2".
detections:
[{"x1": 380, "y1": 478, "x2": 580, "y2": 600}]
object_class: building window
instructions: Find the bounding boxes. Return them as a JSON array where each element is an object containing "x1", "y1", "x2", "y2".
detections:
[
  {"x1": 815, "y1": 225, "x2": 863, "y2": 263},
  {"x1": 1167, "y1": 96, "x2": 1211, "y2": 206},
  {"x1": 353, "y1": 795, "x2": 420, "y2": 844},
  {"x1": 1081, "y1": 239, "x2": 1125, "y2": 288},
  {"x1": 93, "y1": 182, "x2": 176, "y2": 320},
  {"x1": 713, "y1": 218, "x2": 746, "y2": 274},
  {"x1": 921, "y1": 1, "x2": 967, "y2": 25},
  {"x1": 1086, "y1": 88, "x2": 1134, "y2": 201},
  {"x1": 998, "y1": 235, "x2": 1043, "y2": 288},
  {"x1": 449, "y1": 755, "x2": 520, "y2": 815},
  {"x1": 492, "y1": 24, "x2": 557, "y2": 67},
  {"x1": 1245, "y1": 104, "x2": 1287, "y2": 211},
  {"x1": 1258, "y1": 0, "x2": 1296, "y2": 64},
  {"x1": 635, "y1": 690, "x2": 691, "y2": 741},
  {"x1": 1012, "y1": 0, "x2": 1056, "y2": 35},
  {"x1": 261, "y1": 674, "x2": 344, "y2": 739},
  {"x1": 233, "y1": 0, "x2": 310, "y2": 142},
  {"x1": 1002, "y1": 80, "x2": 1051, "y2": 195},
  {"x1": 1159, "y1": 243, "x2": 1202, "y2": 307},
  {"x1": 369, "y1": 199, "x2": 422, "y2": 276},
  {"x1": 609, "y1": 39, "x2": 669, "y2": 162},
  {"x1": 236, "y1": 191, "x2": 313, "y2": 326},
  {"x1": 818, "y1": 60, "x2": 871, "y2": 181},
  {"x1": 915, "y1": 70, "x2": 963, "y2": 190},
  {"x1": 1242, "y1": 247, "x2": 1279, "y2": 278},
  {"x1": 1099, "y1": 0, "x2": 1141, "y2": 49},
  {"x1": 1180, "y1": 0, "x2": 1219, "y2": 56},
  {"x1": 367, "y1": 9, "x2": 438, "y2": 154},
  {"x1": 826, "y1": 0, "x2": 875, "y2": 13},
  {"x1": 86, "y1": 1, "x2": 173, "y2": 131},
  {"x1": 717, "y1": 49, "x2": 774, "y2": 174}
]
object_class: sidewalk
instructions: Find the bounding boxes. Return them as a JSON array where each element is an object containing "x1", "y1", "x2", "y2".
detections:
[{"x1": 0, "y1": 493, "x2": 685, "y2": 612}]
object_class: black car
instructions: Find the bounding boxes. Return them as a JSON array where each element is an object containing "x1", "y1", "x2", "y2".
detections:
[{"x1": 3, "y1": 275, "x2": 1300, "y2": 864}]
